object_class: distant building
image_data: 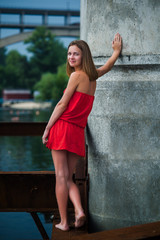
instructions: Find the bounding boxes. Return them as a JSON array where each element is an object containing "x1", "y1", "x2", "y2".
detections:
[{"x1": 3, "y1": 90, "x2": 32, "y2": 101}]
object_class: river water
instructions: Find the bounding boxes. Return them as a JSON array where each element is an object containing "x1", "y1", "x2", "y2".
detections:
[{"x1": 0, "y1": 106, "x2": 54, "y2": 240}]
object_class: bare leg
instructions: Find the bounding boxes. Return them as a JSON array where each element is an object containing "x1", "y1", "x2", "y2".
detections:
[
  {"x1": 67, "y1": 152, "x2": 86, "y2": 228},
  {"x1": 51, "y1": 150, "x2": 69, "y2": 231}
]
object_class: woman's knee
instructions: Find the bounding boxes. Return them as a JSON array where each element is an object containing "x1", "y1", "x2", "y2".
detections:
[{"x1": 56, "y1": 169, "x2": 69, "y2": 184}]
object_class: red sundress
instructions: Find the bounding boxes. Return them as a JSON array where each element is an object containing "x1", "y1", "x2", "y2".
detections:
[{"x1": 46, "y1": 90, "x2": 94, "y2": 157}]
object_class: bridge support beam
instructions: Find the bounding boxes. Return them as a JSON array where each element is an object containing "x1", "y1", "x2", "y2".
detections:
[
  {"x1": 0, "y1": 28, "x2": 79, "y2": 48},
  {"x1": 0, "y1": 8, "x2": 80, "y2": 47},
  {"x1": 42, "y1": 13, "x2": 48, "y2": 25},
  {"x1": 65, "y1": 13, "x2": 71, "y2": 26},
  {"x1": 20, "y1": 12, "x2": 24, "y2": 32},
  {"x1": 81, "y1": 0, "x2": 160, "y2": 233}
]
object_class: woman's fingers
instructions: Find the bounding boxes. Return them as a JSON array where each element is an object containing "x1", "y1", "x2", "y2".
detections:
[
  {"x1": 112, "y1": 33, "x2": 122, "y2": 52},
  {"x1": 42, "y1": 136, "x2": 48, "y2": 145},
  {"x1": 114, "y1": 33, "x2": 121, "y2": 42},
  {"x1": 42, "y1": 128, "x2": 49, "y2": 144}
]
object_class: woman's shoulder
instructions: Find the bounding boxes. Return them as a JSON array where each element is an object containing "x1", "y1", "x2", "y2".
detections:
[{"x1": 71, "y1": 71, "x2": 89, "y2": 80}]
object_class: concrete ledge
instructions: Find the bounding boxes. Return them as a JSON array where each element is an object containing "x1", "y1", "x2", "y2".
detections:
[{"x1": 94, "y1": 55, "x2": 160, "y2": 66}]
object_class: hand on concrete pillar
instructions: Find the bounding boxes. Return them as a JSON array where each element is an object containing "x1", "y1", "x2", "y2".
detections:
[
  {"x1": 97, "y1": 33, "x2": 122, "y2": 77},
  {"x1": 112, "y1": 33, "x2": 122, "y2": 53}
]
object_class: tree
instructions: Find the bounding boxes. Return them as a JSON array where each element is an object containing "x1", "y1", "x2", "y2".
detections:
[
  {"x1": 5, "y1": 50, "x2": 29, "y2": 89},
  {"x1": 0, "y1": 65, "x2": 6, "y2": 96},
  {"x1": 34, "y1": 72, "x2": 55, "y2": 100},
  {"x1": 51, "y1": 64, "x2": 68, "y2": 100},
  {"x1": 0, "y1": 48, "x2": 7, "y2": 96},
  {"x1": 0, "y1": 28, "x2": 67, "y2": 94},
  {"x1": 34, "y1": 64, "x2": 68, "y2": 101},
  {"x1": 25, "y1": 27, "x2": 67, "y2": 77},
  {"x1": 0, "y1": 47, "x2": 7, "y2": 66}
]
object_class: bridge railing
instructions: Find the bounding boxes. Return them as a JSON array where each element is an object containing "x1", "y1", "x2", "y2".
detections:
[{"x1": 0, "y1": 8, "x2": 80, "y2": 28}]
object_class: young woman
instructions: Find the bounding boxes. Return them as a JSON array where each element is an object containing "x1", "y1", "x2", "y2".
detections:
[{"x1": 42, "y1": 33, "x2": 122, "y2": 231}]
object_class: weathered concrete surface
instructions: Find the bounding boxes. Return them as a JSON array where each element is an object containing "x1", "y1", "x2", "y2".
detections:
[
  {"x1": 81, "y1": 0, "x2": 160, "y2": 232},
  {"x1": 81, "y1": 0, "x2": 160, "y2": 57}
]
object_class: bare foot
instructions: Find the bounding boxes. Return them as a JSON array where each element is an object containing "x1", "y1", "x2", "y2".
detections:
[
  {"x1": 55, "y1": 223, "x2": 69, "y2": 231},
  {"x1": 75, "y1": 213, "x2": 86, "y2": 228}
]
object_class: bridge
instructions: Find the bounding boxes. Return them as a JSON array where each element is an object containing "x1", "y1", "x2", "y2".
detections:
[{"x1": 0, "y1": 8, "x2": 80, "y2": 47}]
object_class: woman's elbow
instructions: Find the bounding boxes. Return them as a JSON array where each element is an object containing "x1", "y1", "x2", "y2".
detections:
[
  {"x1": 57, "y1": 101, "x2": 67, "y2": 111},
  {"x1": 97, "y1": 68, "x2": 109, "y2": 78}
]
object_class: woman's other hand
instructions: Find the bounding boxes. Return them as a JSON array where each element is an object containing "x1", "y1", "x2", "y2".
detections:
[{"x1": 42, "y1": 128, "x2": 49, "y2": 145}]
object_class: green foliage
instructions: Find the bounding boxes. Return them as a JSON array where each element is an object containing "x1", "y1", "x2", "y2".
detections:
[
  {"x1": 0, "y1": 50, "x2": 30, "y2": 92},
  {"x1": 0, "y1": 65, "x2": 6, "y2": 86},
  {"x1": 34, "y1": 72, "x2": 55, "y2": 100},
  {"x1": 0, "y1": 27, "x2": 68, "y2": 99},
  {"x1": 4, "y1": 50, "x2": 29, "y2": 89},
  {"x1": 0, "y1": 47, "x2": 7, "y2": 65},
  {"x1": 0, "y1": 48, "x2": 7, "y2": 96},
  {"x1": 0, "y1": 65, "x2": 5, "y2": 96},
  {"x1": 24, "y1": 27, "x2": 67, "y2": 75},
  {"x1": 34, "y1": 64, "x2": 68, "y2": 101},
  {"x1": 51, "y1": 64, "x2": 68, "y2": 100}
]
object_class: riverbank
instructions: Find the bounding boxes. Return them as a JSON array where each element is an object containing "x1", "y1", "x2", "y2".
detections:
[{"x1": 2, "y1": 101, "x2": 52, "y2": 110}]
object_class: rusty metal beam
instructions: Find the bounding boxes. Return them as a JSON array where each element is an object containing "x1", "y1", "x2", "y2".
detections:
[
  {"x1": 30, "y1": 212, "x2": 49, "y2": 240},
  {"x1": 75, "y1": 146, "x2": 88, "y2": 180},
  {"x1": 0, "y1": 171, "x2": 88, "y2": 212},
  {"x1": 0, "y1": 171, "x2": 56, "y2": 211},
  {"x1": 0, "y1": 122, "x2": 46, "y2": 136}
]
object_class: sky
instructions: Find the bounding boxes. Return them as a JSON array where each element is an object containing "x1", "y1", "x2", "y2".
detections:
[{"x1": 0, "y1": 0, "x2": 80, "y2": 56}]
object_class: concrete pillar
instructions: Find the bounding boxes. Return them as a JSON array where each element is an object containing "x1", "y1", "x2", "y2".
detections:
[
  {"x1": 20, "y1": 12, "x2": 24, "y2": 33},
  {"x1": 64, "y1": 13, "x2": 71, "y2": 26},
  {"x1": 42, "y1": 12, "x2": 48, "y2": 25},
  {"x1": 81, "y1": 0, "x2": 160, "y2": 232}
]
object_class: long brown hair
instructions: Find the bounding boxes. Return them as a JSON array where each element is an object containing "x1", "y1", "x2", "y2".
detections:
[{"x1": 66, "y1": 40, "x2": 98, "y2": 81}]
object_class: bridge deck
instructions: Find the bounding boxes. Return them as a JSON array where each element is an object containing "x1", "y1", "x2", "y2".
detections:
[
  {"x1": 0, "y1": 8, "x2": 80, "y2": 16},
  {"x1": 0, "y1": 7, "x2": 80, "y2": 47},
  {"x1": 51, "y1": 220, "x2": 160, "y2": 240}
]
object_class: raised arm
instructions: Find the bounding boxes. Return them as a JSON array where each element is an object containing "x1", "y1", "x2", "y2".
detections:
[{"x1": 97, "y1": 33, "x2": 122, "y2": 78}]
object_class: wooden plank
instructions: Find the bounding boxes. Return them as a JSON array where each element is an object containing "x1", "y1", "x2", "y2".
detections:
[
  {"x1": 51, "y1": 225, "x2": 87, "y2": 240},
  {"x1": 75, "y1": 157, "x2": 86, "y2": 180},
  {"x1": 51, "y1": 211, "x2": 87, "y2": 240},
  {"x1": 0, "y1": 172, "x2": 87, "y2": 212},
  {"x1": 0, "y1": 171, "x2": 53, "y2": 175},
  {"x1": 0, "y1": 122, "x2": 46, "y2": 136},
  {"x1": 0, "y1": 171, "x2": 56, "y2": 211},
  {"x1": 73, "y1": 221, "x2": 160, "y2": 240},
  {"x1": 75, "y1": 146, "x2": 88, "y2": 180}
]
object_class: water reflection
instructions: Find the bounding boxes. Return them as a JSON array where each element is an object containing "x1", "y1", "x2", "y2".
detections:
[
  {"x1": 0, "y1": 107, "x2": 54, "y2": 171},
  {"x1": 0, "y1": 212, "x2": 53, "y2": 240},
  {"x1": 0, "y1": 107, "x2": 53, "y2": 122},
  {"x1": 0, "y1": 136, "x2": 53, "y2": 171}
]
